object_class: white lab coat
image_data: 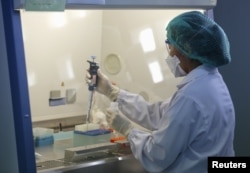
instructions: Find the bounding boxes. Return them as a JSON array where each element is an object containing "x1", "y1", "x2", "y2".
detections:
[{"x1": 116, "y1": 65, "x2": 235, "y2": 173}]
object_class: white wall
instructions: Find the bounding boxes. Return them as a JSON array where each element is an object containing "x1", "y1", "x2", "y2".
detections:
[
  {"x1": 21, "y1": 10, "x2": 103, "y2": 121},
  {"x1": 21, "y1": 9, "x2": 196, "y2": 122},
  {"x1": 101, "y1": 10, "x2": 190, "y2": 101}
]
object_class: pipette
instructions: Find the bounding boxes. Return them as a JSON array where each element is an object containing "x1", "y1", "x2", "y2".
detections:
[{"x1": 86, "y1": 56, "x2": 99, "y2": 131}]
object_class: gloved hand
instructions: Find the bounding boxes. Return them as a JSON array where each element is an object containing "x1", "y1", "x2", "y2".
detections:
[
  {"x1": 85, "y1": 69, "x2": 120, "y2": 101},
  {"x1": 106, "y1": 109, "x2": 133, "y2": 137}
]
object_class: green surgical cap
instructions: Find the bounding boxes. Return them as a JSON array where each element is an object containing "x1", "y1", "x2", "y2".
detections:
[{"x1": 166, "y1": 11, "x2": 231, "y2": 67}]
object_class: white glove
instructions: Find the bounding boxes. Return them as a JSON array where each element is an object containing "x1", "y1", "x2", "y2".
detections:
[
  {"x1": 85, "y1": 69, "x2": 120, "y2": 102},
  {"x1": 106, "y1": 108, "x2": 133, "y2": 137}
]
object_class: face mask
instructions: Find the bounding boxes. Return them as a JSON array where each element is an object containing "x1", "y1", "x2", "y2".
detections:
[{"x1": 165, "y1": 55, "x2": 187, "y2": 77}]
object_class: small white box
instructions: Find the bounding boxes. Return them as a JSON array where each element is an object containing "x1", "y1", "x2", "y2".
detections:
[
  {"x1": 74, "y1": 123, "x2": 100, "y2": 132},
  {"x1": 33, "y1": 127, "x2": 54, "y2": 138}
]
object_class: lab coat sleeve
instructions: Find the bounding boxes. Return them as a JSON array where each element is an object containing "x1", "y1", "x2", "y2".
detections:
[
  {"x1": 127, "y1": 93, "x2": 205, "y2": 172},
  {"x1": 117, "y1": 89, "x2": 170, "y2": 131}
]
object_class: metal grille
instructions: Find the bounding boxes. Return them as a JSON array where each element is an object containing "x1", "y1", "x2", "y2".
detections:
[{"x1": 36, "y1": 159, "x2": 70, "y2": 171}]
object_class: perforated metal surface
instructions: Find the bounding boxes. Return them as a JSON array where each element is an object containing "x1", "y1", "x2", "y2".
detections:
[{"x1": 36, "y1": 159, "x2": 70, "y2": 171}]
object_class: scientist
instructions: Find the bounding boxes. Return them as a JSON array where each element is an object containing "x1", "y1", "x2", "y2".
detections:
[{"x1": 86, "y1": 11, "x2": 235, "y2": 173}]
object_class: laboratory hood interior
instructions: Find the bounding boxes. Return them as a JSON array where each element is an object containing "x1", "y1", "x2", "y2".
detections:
[
  {"x1": 21, "y1": 9, "x2": 201, "y2": 172},
  {"x1": 4, "y1": 1, "x2": 215, "y2": 172},
  {"x1": 21, "y1": 9, "x2": 199, "y2": 123}
]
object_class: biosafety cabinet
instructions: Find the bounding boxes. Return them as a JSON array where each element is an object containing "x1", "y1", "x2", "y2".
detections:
[{"x1": 1, "y1": 0, "x2": 216, "y2": 172}]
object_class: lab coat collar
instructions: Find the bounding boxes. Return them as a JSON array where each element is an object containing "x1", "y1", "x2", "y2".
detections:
[{"x1": 177, "y1": 65, "x2": 218, "y2": 89}]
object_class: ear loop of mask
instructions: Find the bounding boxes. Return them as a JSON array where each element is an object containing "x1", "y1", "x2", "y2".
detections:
[
  {"x1": 165, "y1": 40, "x2": 175, "y2": 57},
  {"x1": 166, "y1": 43, "x2": 171, "y2": 55}
]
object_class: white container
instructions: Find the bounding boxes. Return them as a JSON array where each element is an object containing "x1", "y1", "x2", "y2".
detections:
[
  {"x1": 33, "y1": 127, "x2": 54, "y2": 138},
  {"x1": 74, "y1": 123, "x2": 100, "y2": 132}
]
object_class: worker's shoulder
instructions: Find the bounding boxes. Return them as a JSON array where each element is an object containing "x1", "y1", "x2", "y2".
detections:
[{"x1": 177, "y1": 76, "x2": 224, "y2": 104}]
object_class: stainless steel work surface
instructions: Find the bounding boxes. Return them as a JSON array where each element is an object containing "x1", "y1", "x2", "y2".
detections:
[
  {"x1": 35, "y1": 133, "x2": 147, "y2": 173},
  {"x1": 39, "y1": 155, "x2": 147, "y2": 173}
]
